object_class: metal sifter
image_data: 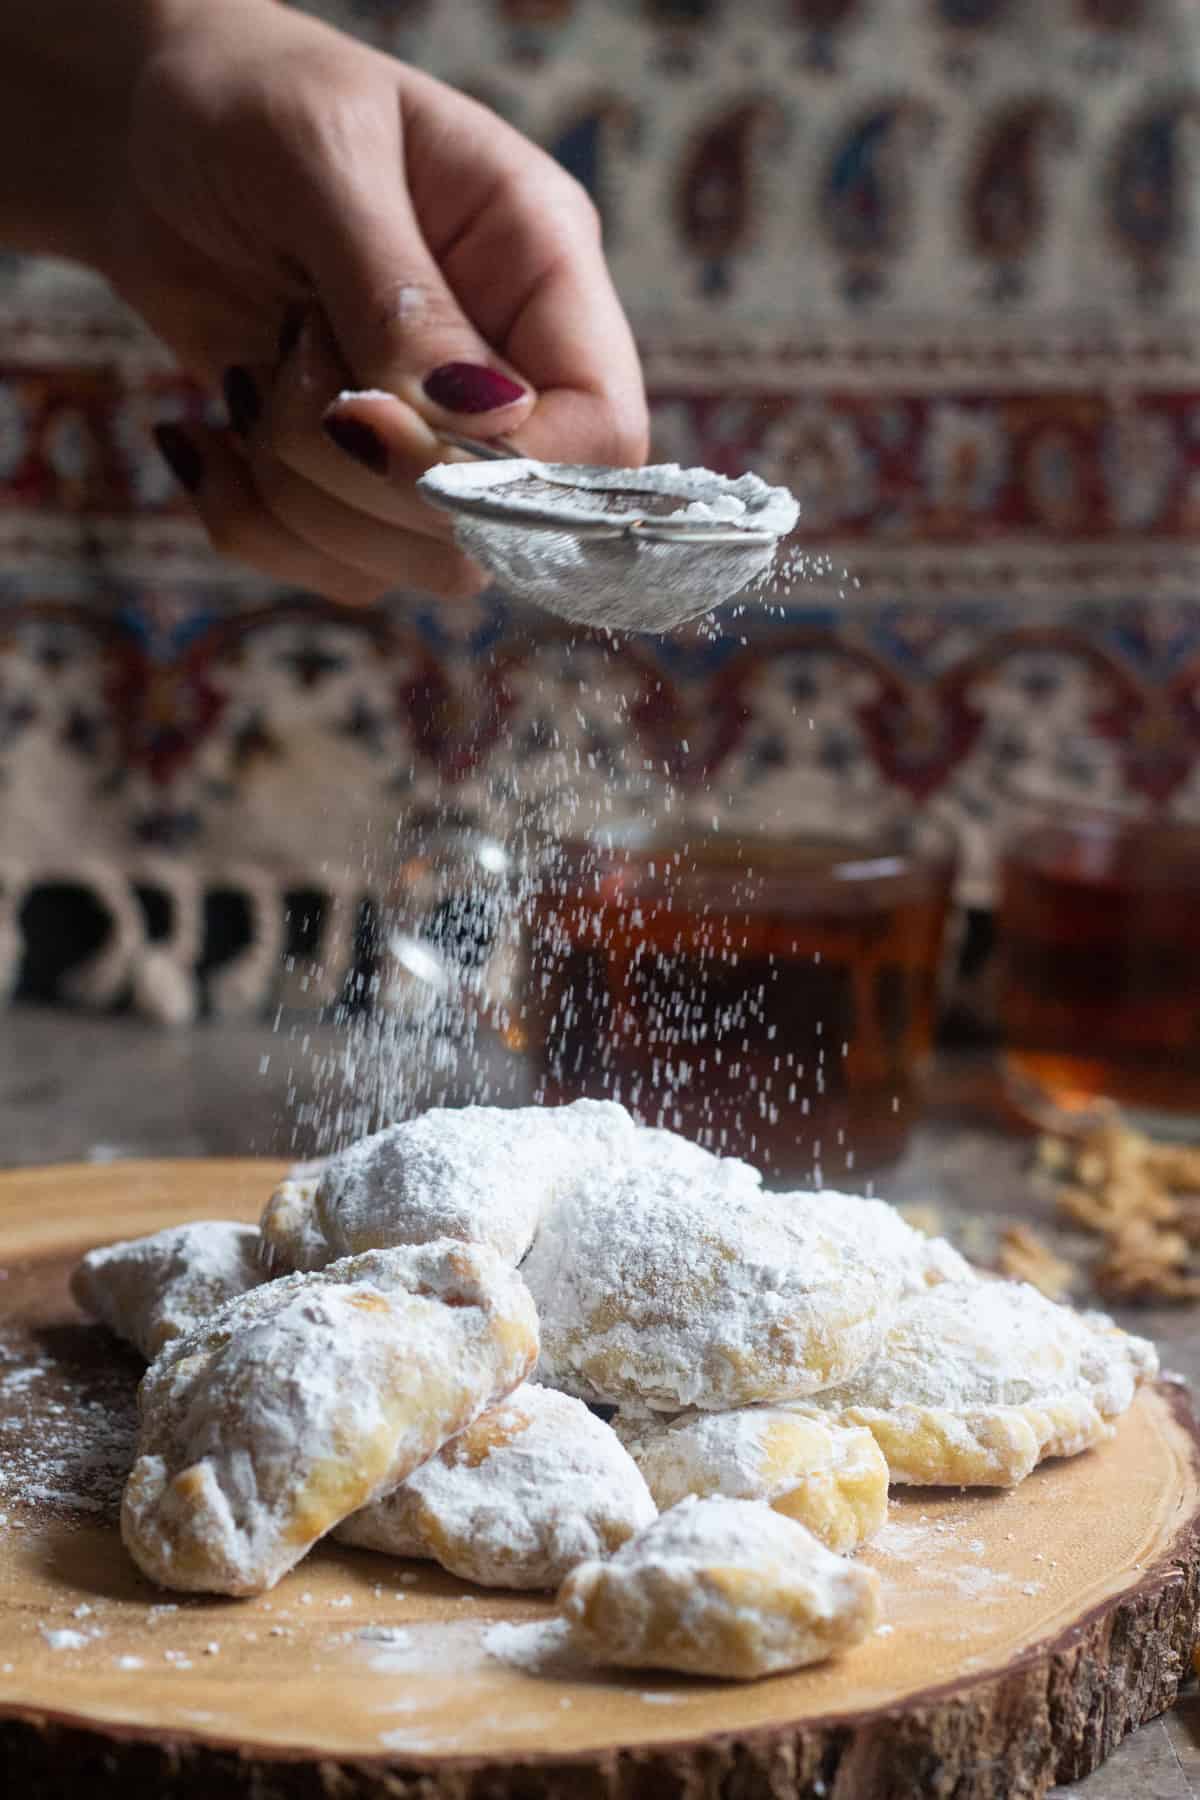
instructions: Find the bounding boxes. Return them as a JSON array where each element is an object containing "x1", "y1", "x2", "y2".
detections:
[{"x1": 420, "y1": 436, "x2": 799, "y2": 634}]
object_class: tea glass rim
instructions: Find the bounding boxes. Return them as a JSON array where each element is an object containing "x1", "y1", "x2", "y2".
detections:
[
  {"x1": 535, "y1": 809, "x2": 959, "y2": 907},
  {"x1": 996, "y1": 767, "x2": 1200, "y2": 875}
]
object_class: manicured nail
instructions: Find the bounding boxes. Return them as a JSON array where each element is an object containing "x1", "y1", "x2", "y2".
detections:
[
  {"x1": 153, "y1": 423, "x2": 204, "y2": 494},
  {"x1": 222, "y1": 365, "x2": 260, "y2": 438},
  {"x1": 322, "y1": 412, "x2": 389, "y2": 476},
  {"x1": 422, "y1": 362, "x2": 525, "y2": 414},
  {"x1": 276, "y1": 303, "x2": 306, "y2": 364}
]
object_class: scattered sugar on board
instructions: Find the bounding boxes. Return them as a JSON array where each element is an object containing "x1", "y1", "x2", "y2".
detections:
[
  {"x1": 378, "y1": 1724, "x2": 473, "y2": 1754},
  {"x1": 359, "y1": 1620, "x2": 493, "y2": 1677},
  {"x1": 41, "y1": 1628, "x2": 92, "y2": 1651},
  {"x1": 481, "y1": 1618, "x2": 571, "y2": 1673},
  {"x1": 869, "y1": 1515, "x2": 1024, "y2": 1616},
  {"x1": 0, "y1": 1328, "x2": 137, "y2": 1522}
]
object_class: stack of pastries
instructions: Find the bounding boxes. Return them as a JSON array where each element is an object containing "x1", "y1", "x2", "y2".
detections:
[{"x1": 71, "y1": 1101, "x2": 1156, "y2": 1680}]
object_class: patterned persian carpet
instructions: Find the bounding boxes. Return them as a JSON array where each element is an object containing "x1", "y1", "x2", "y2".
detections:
[{"x1": 1, "y1": 0, "x2": 1198, "y2": 1017}]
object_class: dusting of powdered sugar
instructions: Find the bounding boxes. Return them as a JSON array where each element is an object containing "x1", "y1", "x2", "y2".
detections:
[
  {"x1": 335, "y1": 388, "x2": 398, "y2": 406},
  {"x1": 122, "y1": 1240, "x2": 538, "y2": 1596},
  {"x1": 358, "y1": 1619, "x2": 494, "y2": 1676},
  {"x1": 560, "y1": 1496, "x2": 880, "y2": 1678},
  {"x1": 800, "y1": 1280, "x2": 1157, "y2": 1414},
  {"x1": 521, "y1": 1151, "x2": 955, "y2": 1412},
  {"x1": 70, "y1": 1222, "x2": 264, "y2": 1359},
  {"x1": 417, "y1": 458, "x2": 799, "y2": 633},
  {"x1": 41, "y1": 1626, "x2": 99, "y2": 1651},
  {"x1": 336, "y1": 1382, "x2": 655, "y2": 1588},
  {"x1": 283, "y1": 1100, "x2": 638, "y2": 1273},
  {"x1": 481, "y1": 1617, "x2": 572, "y2": 1672},
  {"x1": 867, "y1": 1514, "x2": 1030, "y2": 1614},
  {"x1": 618, "y1": 1406, "x2": 790, "y2": 1504},
  {"x1": 0, "y1": 1329, "x2": 138, "y2": 1522},
  {"x1": 795, "y1": 1191, "x2": 975, "y2": 1296},
  {"x1": 614, "y1": 1404, "x2": 884, "y2": 1552}
]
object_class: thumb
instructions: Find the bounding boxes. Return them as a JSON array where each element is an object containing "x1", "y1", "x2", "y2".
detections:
[{"x1": 299, "y1": 173, "x2": 535, "y2": 440}]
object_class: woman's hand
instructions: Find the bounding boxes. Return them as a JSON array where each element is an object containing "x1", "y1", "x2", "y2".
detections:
[{"x1": 6, "y1": 0, "x2": 648, "y2": 602}]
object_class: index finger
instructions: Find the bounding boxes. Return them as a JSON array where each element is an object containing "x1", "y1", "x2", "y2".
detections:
[{"x1": 403, "y1": 79, "x2": 648, "y2": 468}]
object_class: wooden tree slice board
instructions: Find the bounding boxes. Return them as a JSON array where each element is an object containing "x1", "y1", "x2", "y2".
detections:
[{"x1": 1, "y1": 1159, "x2": 1199, "y2": 1800}]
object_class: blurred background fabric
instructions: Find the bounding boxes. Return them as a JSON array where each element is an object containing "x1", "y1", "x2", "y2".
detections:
[{"x1": 2, "y1": 0, "x2": 1199, "y2": 1022}]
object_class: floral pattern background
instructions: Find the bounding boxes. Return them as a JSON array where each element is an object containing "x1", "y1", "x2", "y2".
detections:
[{"x1": 2, "y1": 0, "x2": 1200, "y2": 1018}]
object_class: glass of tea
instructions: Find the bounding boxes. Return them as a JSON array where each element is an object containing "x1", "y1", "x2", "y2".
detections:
[
  {"x1": 998, "y1": 791, "x2": 1200, "y2": 1137},
  {"x1": 517, "y1": 811, "x2": 957, "y2": 1187}
]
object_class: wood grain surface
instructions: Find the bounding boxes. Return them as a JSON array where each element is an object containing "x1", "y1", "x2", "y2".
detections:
[{"x1": 0, "y1": 1159, "x2": 1198, "y2": 1799}]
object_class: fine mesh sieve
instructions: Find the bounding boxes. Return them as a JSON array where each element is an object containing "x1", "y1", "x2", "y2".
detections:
[{"x1": 420, "y1": 438, "x2": 799, "y2": 634}]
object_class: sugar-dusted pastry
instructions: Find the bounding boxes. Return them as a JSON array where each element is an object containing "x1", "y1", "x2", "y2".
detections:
[
  {"x1": 522, "y1": 1155, "x2": 948, "y2": 1413},
  {"x1": 560, "y1": 1495, "x2": 880, "y2": 1679},
  {"x1": 616, "y1": 1407, "x2": 888, "y2": 1553},
  {"x1": 70, "y1": 1221, "x2": 264, "y2": 1359},
  {"x1": 122, "y1": 1240, "x2": 539, "y2": 1596},
  {"x1": 337, "y1": 1382, "x2": 656, "y2": 1588},
  {"x1": 258, "y1": 1176, "x2": 325, "y2": 1275},
  {"x1": 259, "y1": 1099, "x2": 638, "y2": 1274},
  {"x1": 789, "y1": 1279, "x2": 1159, "y2": 1487},
  {"x1": 796, "y1": 1190, "x2": 975, "y2": 1295}
]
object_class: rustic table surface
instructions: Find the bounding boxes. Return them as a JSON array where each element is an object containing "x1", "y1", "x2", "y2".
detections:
[{"x1": 2, "y1": 1005, "x2": 1197, "y2": 1799}]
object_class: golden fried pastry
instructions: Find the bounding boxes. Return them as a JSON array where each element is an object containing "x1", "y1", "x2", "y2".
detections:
[
  {"x1": 796, "y1": 1189, "x2": 976, "y2": 1293},
  {"x1": 560, "y1": 1495, "x2": 880, "y2": 1679},
  {"x1": 337, "y1": 1382, "x2": 656, "y2": 1588},
  {"x1": 789, "y1": 1278, "x2": 1158, "y2": 1487},
  {"x1": 259, "y1": 1100, "x2": 637, "y2": 1274},
  {"x1": 257, "y1": 1177, "x2": 326, "y2": 1275},
  {"x1": 122, "y1": 1240, "x2": 538, "y2": 1595},
  {"x1": 616, "y1": 1407, "x2": 888, "y2": 1553},
  {"x1": 71, "y1": 1221, "x2": 263, "y2": 1359},
  {"x1": 522, "y1": 1154, "x2": 958, "y2": 1412}
]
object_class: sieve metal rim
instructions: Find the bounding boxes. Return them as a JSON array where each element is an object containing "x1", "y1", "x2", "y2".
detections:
[{"x1": 427, "y1": 433, "x2": 785, "y2": 547}]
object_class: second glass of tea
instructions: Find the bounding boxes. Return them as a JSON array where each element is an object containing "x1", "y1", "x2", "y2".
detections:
[
  {"x1": 998, "y1": 789, "x2": 1200, "y2": 1137},
  {"x1": 519, "y1": 812, "x2": 956, "y2": 1187}
]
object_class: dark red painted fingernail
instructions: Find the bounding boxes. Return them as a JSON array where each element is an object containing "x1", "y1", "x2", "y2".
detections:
[
  {"x1": 276, "y1": 303, "x2": 307, "y2": 364},
  {"x1": 222, "y1": 365, "x2": 260, "y2": 438},
  {"x1": 322, "y1": 412, "x2": 389, "y2": 476},
  {"x1": 153, "y1": 423, "x2": 204, "y2": 494},
  {"x1": 422, "y1": 362, "x2": 525, "y2": 414}
]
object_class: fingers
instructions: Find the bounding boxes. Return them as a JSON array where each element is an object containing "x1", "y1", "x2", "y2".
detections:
[
  {"x1": 289, "y1": 105, "x2": 537, "y2": 448},
  {"x1": 153, "y1": 423, "x2": 378, "y2": 604},
  {"x1": 493, "y1": 242, "x2": 649, "y2": 470},
  {"x1": 152, "y1": 422, "x2": 484, "y2": 603},
  {"x1": 249, "y1": 444, "x2": 484, "y2": 597},
  {"x1": 402, "y1": 74, "x2": 649, "y2": 469},
  {"x1": 240, "y1": 310, "x2": 457, "y2": 540}
]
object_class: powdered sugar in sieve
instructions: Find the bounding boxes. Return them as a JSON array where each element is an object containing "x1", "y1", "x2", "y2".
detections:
[{"x1": 418, "y1": 454, "x2": 799, "y2": 633}]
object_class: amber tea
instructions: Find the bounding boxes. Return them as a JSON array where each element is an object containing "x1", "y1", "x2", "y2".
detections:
[
  {"x1": 999, "y1": 814, "x2": 1200, "y2": 1132},
  {"x1": 520, "y1": 826, "x2": 954, "y2": 1185}
]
